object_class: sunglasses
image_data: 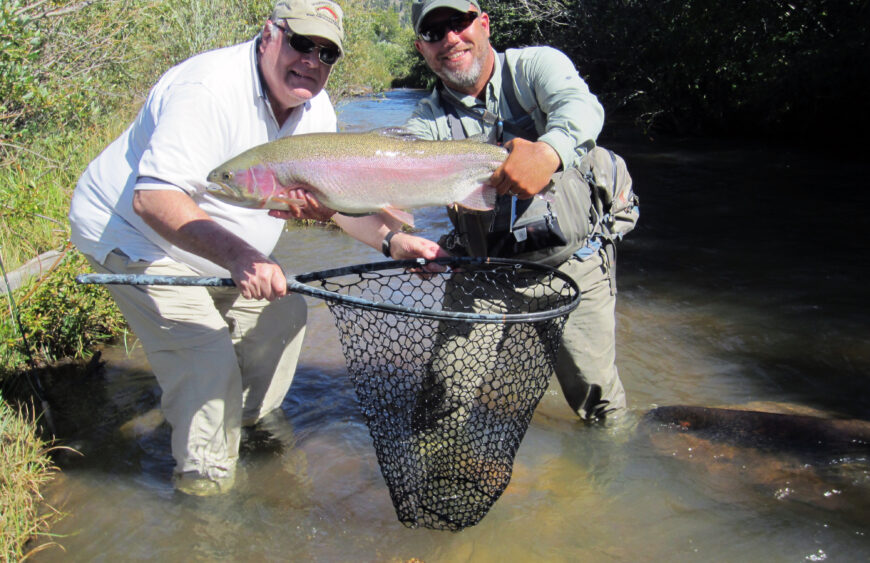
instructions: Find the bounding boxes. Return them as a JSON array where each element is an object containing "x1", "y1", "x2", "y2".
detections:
[
  {"x1": 418, "y1": 11, "x2": 479, "y2": 43},
  {"x1": 277, "y1": 25, "x2": 341, "y2": 66}
]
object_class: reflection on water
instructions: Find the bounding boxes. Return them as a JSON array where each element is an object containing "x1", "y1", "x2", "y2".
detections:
[
  {"x1": 336, "y1": 89, "x2": 427, "y2": 133},
  {"x1": 34, "y1": 90, "x2": 870, "y2": 561}
]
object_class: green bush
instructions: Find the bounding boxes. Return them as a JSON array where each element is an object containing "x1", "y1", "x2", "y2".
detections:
[
  {"x1": 0, "y1": 1, "x2": 45, "y2": 142},
  {"x1": 330, "y1": 0, "x2": 419, "y2": 95},
  {"x1": 1, "y1": 249, "x2": 126, "y2": 373},
  {"x1": 484, "y1": 0, "x2": 869, "y2": 138}
]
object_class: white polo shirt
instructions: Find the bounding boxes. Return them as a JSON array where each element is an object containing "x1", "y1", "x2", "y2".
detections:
[{"x1": 69, "y1": 38, "x2": 337, "y2": 277}]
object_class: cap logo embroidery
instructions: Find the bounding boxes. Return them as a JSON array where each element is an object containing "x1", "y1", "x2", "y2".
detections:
[{"x1": 316, "y1": 5, "x2": 339, "y2": 22}]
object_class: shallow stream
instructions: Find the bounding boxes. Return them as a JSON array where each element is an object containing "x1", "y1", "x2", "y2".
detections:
[{"x1": 33, "y1": 89, "x2": 870, "y2": 561}]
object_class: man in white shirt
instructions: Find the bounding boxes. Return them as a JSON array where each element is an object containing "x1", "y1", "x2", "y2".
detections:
[{"x1": 69, "y1": 0, "x2": 343, "y2": 496}]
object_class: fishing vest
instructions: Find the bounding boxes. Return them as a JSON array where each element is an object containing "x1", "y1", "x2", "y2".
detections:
[{"x1": 437, "y1": 53, "x2": 638, "y2": 270}]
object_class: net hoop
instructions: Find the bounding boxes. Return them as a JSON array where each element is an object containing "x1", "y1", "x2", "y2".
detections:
[
  {"x1": 75, "y1": 257, "x2": 580, "y2": 324},
  {"x1": 289, "y1": 256, "x2": 580, "y2": 324}
]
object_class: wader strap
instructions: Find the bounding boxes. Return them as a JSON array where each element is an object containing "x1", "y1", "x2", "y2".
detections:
[
  {"x1": 602, "y1": 239, "x2": 617, "y2": 295},
  {"x1": 438, "y1": 53, "x2": 556, "y2": 258},
  {"x1": 444, "y1": 103, "x2": 466, "y2": 141},
  {"x1": 439, "y1": 53, "x2": 538, "y2": 144},
  {"x1": 497, "y1": 54, "x2": 536, "y2": 141}
]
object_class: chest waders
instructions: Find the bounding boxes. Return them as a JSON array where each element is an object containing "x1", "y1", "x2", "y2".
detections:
[{"x1": 437, "y1": 54, "x2": 618, "y2": 294}]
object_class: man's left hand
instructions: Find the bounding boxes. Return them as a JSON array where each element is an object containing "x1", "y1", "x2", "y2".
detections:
[
  {"x1": 268, "y1": 188, "x2": 336, "y2": 222},
  {"x1": 487, "y1": 138, "x2": 561, "y2": 199}
]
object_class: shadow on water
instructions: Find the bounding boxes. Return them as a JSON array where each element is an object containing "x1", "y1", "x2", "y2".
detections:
[
  {"x1": 604, "y1": 125, "x2": 870, "y2": 419},
  {"x1": 29, "y1": 90, "x2": 870, "y2": 560},
  {"x1": 37, "y1": 353, "x2": 363, "y2": 477}
]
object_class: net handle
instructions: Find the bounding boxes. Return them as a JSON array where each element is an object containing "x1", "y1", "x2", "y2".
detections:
[{"x1": 76, "y1": 257, "x2": 580, "y2": 324}]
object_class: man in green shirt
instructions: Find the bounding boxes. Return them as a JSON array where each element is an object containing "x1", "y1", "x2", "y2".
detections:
[
  {"x1": 333, "y1": 0, "x2": 627, "y2": 421},
  {"x1": 398, "y1": 0, "x2": 625, "y2": 421}
]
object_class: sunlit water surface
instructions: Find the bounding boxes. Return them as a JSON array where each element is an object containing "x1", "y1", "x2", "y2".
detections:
[{"x1": 33, "y1": 90, "x2": 870, "y2": 561}]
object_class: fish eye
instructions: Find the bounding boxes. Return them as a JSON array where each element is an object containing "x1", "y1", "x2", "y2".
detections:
[{"x1": 222, "y1": 172, "x2": 231, "y2": 181}]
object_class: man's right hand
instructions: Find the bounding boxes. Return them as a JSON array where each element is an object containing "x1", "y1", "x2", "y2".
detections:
[
  {"x1": 488, "y1": 138, "x2": 561, "y2": 199},
  {"x1": 228, "y1": 250, "x2": 288, "y2": 301},
  {"x1": 134, "y1": 189, "x2": 289, "y2": 301}
]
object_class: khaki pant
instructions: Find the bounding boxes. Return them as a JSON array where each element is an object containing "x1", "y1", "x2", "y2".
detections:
[
  {"x1": 554, "y1": 249, "x2": 626, "y2": 420},
  {"x1": 421, "y1": 247, "x2": 625, "y2": 426},
  {"x1": 88, "y1": 251, "x2": 306, "y2": 481}
]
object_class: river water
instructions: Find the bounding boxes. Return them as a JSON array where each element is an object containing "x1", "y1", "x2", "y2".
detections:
[{"x1": 34, "y1": 90, "x2": 870, "y2": 561}]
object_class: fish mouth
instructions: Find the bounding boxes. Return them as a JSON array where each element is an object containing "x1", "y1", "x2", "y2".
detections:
[{"x1": 205, "y1": 181, "x2": 248, "y2": 204}]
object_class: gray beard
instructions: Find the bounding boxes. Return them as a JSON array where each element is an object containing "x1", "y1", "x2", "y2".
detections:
[{"x1": 436, "y1": 54, "x2": 485, "y2": 92}]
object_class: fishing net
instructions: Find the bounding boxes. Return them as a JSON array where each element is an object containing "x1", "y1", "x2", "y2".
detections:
[
  {"x1": 295, "y1": 257, "x2": 580, "y2": 531},
  {"x1": 76, "y1": 257, "x2": 580, "y2": 530}
]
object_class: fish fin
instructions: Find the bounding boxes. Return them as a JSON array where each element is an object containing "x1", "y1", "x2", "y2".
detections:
[
  {"x1": 381, "y1": 206, "x2": 415, "y2": 228},
  {"x1": 336, "y1": 211, "x2": 378, "y2": 218},
  {"x1": 371, "y1": 127, "x2": 421, "y2": 141},
  {"x1": 455, "y1": 183, "x2": 497, "y2": 212}
]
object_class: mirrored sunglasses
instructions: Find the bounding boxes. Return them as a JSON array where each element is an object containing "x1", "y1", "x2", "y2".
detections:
[
  {"x1": 418, "y1": 11, "x2": 478, "y2": 43},
  {"x1": 278, "y1": 26, "x2": 341, "y2": 66}
]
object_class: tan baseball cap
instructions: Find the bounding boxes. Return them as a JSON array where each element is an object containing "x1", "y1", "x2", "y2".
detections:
[{"x1": 272, "y1": 0, "x2": 344, "y2": 52}]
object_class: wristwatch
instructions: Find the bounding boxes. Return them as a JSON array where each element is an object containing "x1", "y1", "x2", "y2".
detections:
[{"x1": 381, "y1": 230, "x2": 398, "y2": 258}]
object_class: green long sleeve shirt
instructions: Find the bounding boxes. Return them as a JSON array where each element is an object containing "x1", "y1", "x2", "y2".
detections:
[{"x1": 403, "y1": 46, "x2": 605, "y2": 170}]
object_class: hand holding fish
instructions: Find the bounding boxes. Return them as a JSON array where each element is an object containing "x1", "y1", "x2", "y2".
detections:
[
  {"x1": 488, "y1": 138, "x2": 561, "y2": 199},
  {"x1": 266, "y1": 188, "x2": 336, "y2": 223},
  {"x1": 386, "y1": 232, "x2": 451, "y2": 274}
]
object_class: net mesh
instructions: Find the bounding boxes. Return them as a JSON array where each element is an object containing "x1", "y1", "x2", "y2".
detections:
[{"x1": 300, "y1": 258, "x2": 579, "y2": 531}]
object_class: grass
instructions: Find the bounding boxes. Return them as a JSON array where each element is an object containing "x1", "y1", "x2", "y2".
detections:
[
  {"x1": 0, "y1": 395, "x2": 61, "y2": 560},
  {"x1": 1, "y1": 120, "x2": 127, "y2": 274}
]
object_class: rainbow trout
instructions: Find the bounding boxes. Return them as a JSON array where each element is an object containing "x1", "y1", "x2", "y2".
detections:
[{"x1": 206, "y1": 129, "x2": 508, "y2": 222}]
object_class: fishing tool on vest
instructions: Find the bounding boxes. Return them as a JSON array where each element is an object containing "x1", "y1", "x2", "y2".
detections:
[{"x1": 77, "y1": 256, "x2": 580, "y2": 531}]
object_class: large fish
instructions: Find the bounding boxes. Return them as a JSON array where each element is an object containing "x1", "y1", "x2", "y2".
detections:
[{"x1": 206, "y1": 129, "x2": 508, "y2": 223}]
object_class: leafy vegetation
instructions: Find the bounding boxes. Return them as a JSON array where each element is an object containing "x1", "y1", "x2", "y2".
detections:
[
  {"x1": 333, "y1": 2, "x2": 419, "y2": 95},
  {"x1": 1, "y1": 249, "x2": 127, "y2": 373},
  {"x1": 483, "y1": 0, "x2": 868, "y2": 138}
]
